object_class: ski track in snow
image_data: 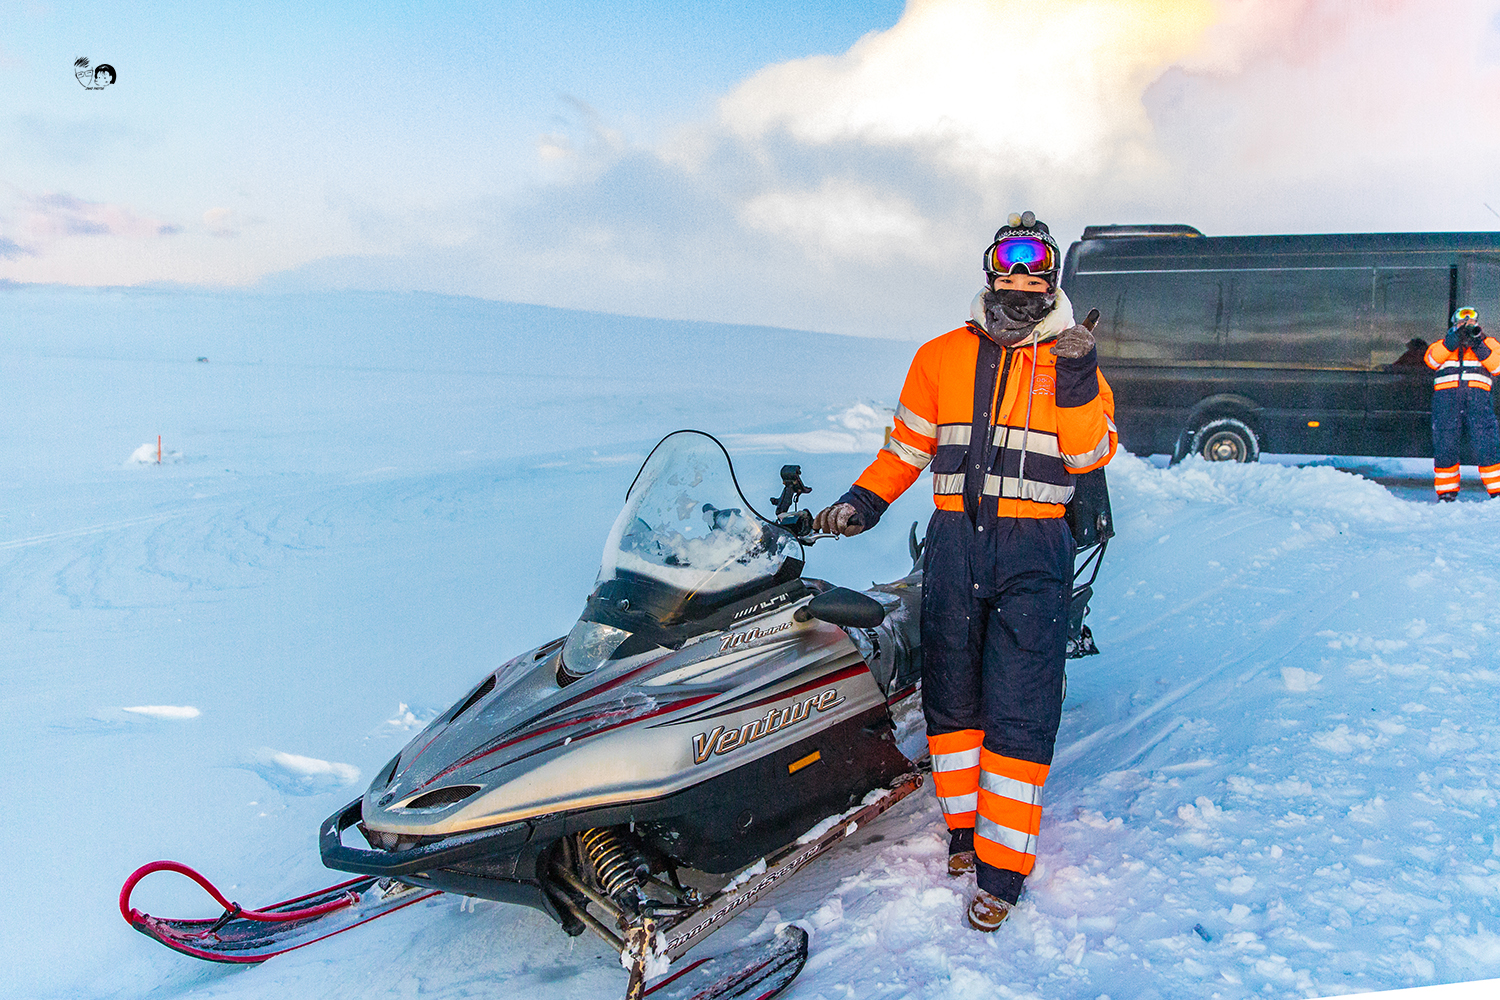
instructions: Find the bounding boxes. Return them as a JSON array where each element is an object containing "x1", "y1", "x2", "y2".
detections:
[{"x1": 6, "y1": 290, "x2": 1500, "y2": 1000}]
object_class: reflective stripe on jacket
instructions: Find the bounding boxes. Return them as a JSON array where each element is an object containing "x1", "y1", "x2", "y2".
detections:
[
  {"x1": 1426, "y1": 336, "x2": 1500, "y2": 391},
  {"x1": 854, "y1": 322, "x2": 1117, "y2": 518}
]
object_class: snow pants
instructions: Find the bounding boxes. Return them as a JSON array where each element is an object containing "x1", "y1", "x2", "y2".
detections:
[
  {"x1": 921, "y1": 510, "x2": 1072, "y2": 904},
  {"x1": 1431, "y1": 387, "x2": 1500, "y2": 497}
]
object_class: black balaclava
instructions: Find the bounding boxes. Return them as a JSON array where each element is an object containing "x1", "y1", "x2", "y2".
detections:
[
  {"x1": 981, "y1": 285, "x2": 1055, "y2": 345},
  {"x1": 986, "y1": 287, "x2": 1053, "y2": 324}
]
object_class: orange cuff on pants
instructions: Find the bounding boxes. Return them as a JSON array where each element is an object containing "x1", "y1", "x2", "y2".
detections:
[
  {"x1": 928, "y1": 730, "x2": 982, "y2": 829},
  {"x1": 973, "y1": 749, "x2": 1049, "y2": 876},
  {"x1": 1435, "y1": 465, "x2": 1460, "y2": 494}
]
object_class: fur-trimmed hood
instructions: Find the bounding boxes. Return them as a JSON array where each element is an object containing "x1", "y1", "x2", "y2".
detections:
[{"x1": 969, "y1": 286, "x2": 1075, "y2": 347}]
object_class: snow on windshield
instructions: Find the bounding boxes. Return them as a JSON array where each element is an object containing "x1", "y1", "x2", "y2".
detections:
[
  {"x1": 599, "y1": 435, "x2": 796, "y2": 596},
  {"x1": 613, "y1": 505, "x2": 788, "y2": 592}
]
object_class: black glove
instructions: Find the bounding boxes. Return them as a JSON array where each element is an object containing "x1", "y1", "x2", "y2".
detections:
[
  {"x1": 1470, "y1": 328, "x2": 1492, "y2": 361},
  {"x1": 1445, "y1": 328, "x2": 1463, "y2": 351}
]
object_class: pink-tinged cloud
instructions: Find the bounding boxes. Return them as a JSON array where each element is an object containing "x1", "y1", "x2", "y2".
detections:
[{"x1": 19, "y1": 192, "x2": 180, "y2": 242}]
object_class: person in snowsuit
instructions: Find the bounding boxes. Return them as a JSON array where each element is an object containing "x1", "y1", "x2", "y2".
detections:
[
  {"x1": 1425, "y1": 307, "x2": 1500, "y2": 501},
  {"x1": 813, "y1": 213, "x2": 1116, "y2": 931}
]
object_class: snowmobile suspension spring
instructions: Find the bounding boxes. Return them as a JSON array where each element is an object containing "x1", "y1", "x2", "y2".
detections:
[{"x1": 579, "y1": 827, "x2": 650, "y2": 901}]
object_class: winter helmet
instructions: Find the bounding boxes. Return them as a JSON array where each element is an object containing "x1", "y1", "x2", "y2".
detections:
[
  {"x1": 979, "y1": 211, "x2": 1061, "y2": 329},
  {"x1": 983, "y1": 211, "x2": 1061, "y2": 289}
]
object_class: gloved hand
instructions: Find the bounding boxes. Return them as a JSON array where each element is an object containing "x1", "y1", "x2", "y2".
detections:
[
  {"x1": 1470, "y1": 328, "x2": 1492, "y2": 360},
  {"x1": 1445, "y1": 328, "x2": 1463, "y2": 351},
  {"x1": 1050, "y1": 323, "x2": 1096, "y2": 359},
  {"x1": 812, "y1": 503, "x2": 864, "y2": 537}
]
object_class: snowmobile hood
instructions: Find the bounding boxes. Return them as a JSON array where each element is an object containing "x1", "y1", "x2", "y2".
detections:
[{"x1": 359, "y1": 609, "x2": 886, "y2": 838}]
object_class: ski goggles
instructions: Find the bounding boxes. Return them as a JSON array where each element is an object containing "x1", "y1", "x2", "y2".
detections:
[
  {"x1": 1453, "y1": 307, "x2": 1479, "y2": 325},
  {"x1": 984, "y1": 235, "x2": 1058, "y2": 278}
]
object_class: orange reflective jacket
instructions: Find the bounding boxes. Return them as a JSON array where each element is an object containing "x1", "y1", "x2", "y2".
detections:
[
  {"x1": 854, "y1": 321, "x2": 1116, "y2": 519},
  {"x1": 1425, "y1": 336, "x2": 1500, "y2": 391}
]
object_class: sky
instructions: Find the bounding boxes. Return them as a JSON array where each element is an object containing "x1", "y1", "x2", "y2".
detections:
[{"x1": 4, "y1": 0, "x2": 1500, "y2": 337}]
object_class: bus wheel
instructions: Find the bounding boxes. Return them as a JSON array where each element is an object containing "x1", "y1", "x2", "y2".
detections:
[{"x1": 1188, "y1": 417, "x2": 1260, "y2": 463}]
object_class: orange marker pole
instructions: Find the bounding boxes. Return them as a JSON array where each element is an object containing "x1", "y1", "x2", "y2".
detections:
[{"x1": 157, "y1": 435, "x2": 162, "y2": 465}]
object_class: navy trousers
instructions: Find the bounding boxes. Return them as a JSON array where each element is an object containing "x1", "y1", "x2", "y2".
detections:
[
  {"x1": 921, "y1": 510, "x2": 1072, "y2": 901},
  {"x1": 1432, "y1": 388, "x2": 1500, "y2": 470}
]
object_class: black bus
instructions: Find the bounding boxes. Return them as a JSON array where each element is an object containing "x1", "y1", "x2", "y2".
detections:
[{"x1": 1061, "y1": 225, "x2": 1500, "y2": 462}]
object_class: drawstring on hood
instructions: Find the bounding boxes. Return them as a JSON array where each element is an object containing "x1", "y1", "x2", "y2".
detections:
[{"x1": 967, "y1": 287, "x2": 1075, "y2": 503}]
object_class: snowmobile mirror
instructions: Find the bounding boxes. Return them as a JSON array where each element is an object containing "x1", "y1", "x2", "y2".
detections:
[
  {"x1": 793, "y1": 587, "x2": 886, "y2": 629},
  {"x1": 772, "y1": 465, "x2": 812, "y2": 517}
]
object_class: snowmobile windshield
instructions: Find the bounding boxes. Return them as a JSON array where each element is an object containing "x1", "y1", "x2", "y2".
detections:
[{"x1": 563, "y1": 432, "x2": 803, "y2": 677}]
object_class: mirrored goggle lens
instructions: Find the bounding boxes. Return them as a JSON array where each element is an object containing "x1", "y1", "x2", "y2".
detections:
[
  {"x1": 1455, "y1": 307, "x2": 1478, "y2": 323},
  {"x1": 986, "y1": 236, "x2": 1057, "y2": 276}
]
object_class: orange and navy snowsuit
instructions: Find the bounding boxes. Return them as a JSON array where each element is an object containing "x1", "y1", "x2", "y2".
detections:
[
  {"x1": 837, "y1": 303, "x2": 1116, "y2": 904},
  {"x1": 1425, "y1": 332, "x2": 1500, "y2": 497}
]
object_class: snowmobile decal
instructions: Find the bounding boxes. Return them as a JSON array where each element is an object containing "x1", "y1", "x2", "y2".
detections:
[
  {"x1": 731, "y1": 593, "x2": 793, "y2": 621},
  {"x1": 690, "y1": 687, "x2": 844, "y2": 764},
  {"x1": 718, "y1": 620, "x2": 793, "y2": 652},
  {"x1": 666, "y1": 662, "x2": 868, "y2": 727}
]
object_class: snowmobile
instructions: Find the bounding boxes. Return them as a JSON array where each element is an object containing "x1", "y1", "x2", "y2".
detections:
[{"x1": 121, "y1": 429, "x2": 1111, "y2": 1000}]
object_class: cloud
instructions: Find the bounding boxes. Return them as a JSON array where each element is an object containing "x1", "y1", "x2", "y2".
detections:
[
  {"x1": 260, "y1": 0, "x2": 1500, "y2": 337},
  {"x1": 18, "y1": 191, "x2": 179, "y2": 242},
  {"x1": 717, "y1": 0, "x2": 1217, "y2": 193},
  {"x1": 738, "y1": 180, "x2": 943, "y2": 263},
  {"x1": 1142, "y1": 0, "x2": 1500, "y2": 231},
  {"x1": 203, "y1": 206, "x2": 238, "y2": 237},
  {"x1": 0, "y1": 236, "x2": 31, "y2": 258}
]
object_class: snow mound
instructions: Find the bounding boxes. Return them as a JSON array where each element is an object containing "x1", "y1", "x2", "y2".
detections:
[
  {"x1": 243, "y1": 748, "x2": 361, "y2": 796},
  {"x1": 1109, "y1": 451, "x2": 1413, "y2": 523},
  {"x1": 126, "y1": 443, "x2": 184, "y2": 465},
  {"x1": 726, "y1": 401, "x2": 892, "y2": 454},
  {"x1": 121, "y1": 705, "x2": 201, "y2": 720}
]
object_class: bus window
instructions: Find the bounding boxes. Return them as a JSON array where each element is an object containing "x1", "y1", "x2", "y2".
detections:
[
  {"x1": 1374, "y1": 268, "x2": 1451, "y2": 367},
  {"x1": 1465, "y1": 261, "x2": 1500, "y2": 327},
  {"x1": 1111, "y1": 271, "x2": 1223, "y2": 362},
  {"x1": 1225, "y1": 268, "x2": 1373, "y2": 367}
]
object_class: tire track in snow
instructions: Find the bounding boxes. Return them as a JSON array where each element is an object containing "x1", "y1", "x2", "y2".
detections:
[
  {"x1": 1057, "y1": 528, "x2": 1404, "y2": 774},
  {"x1": 0, "y1": 510, "x2": 197, "y2": 551}
]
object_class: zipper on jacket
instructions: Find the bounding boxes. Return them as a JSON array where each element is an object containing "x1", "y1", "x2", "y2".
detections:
[{"x1": 966, "y1": 344, "x2": 1014, "y2": 523}]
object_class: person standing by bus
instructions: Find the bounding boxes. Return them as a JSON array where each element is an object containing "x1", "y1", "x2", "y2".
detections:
[
  {"x1": 1425, "y1": 307, "x2": 1500, "y2": 501},
  {"x1": 812, "y1": 213, "x2": 1116, "y2": 931}
]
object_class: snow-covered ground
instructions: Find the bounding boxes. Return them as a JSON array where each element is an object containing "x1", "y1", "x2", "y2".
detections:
[{"x1": 3, "y1": 285, "x2": 1499, "y2": 1000}]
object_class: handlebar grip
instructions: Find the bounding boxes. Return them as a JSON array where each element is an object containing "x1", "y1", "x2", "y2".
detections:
[{"x1": 1083, "y1": 308, "x2": 1100, "y2": 332}]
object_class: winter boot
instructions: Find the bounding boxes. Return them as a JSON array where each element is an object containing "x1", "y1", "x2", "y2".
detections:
[
  {"x1": 947, "y1": 828, "x2": 976, "y2": 877},
  {"x1": 966, "y1": 890, "x2": 1013, "y2": 932},
  {"x1": 1440, "y1": 492, "x2": 1458, "y2": 503}
]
